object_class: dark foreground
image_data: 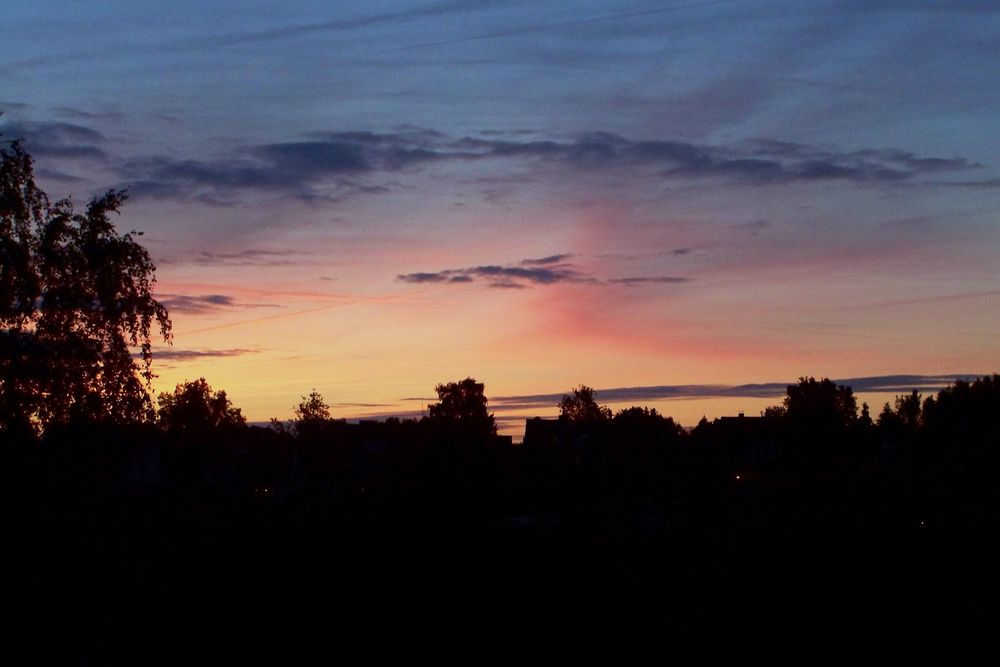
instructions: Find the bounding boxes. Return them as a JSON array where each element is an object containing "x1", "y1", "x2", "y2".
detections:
[{"x1": 9, "y1": 430, "x2": 1000, "y2": 665}]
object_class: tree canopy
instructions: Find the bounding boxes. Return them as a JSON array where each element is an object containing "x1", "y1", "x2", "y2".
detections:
[
  {"x1": 427, "y1": 377, "x2": 497, "y2": 437},
  {"x1": 1, "y1": 138, "x2": 171, "y2": 432},
  {"x1": 295, "y1": 390, "x2": 331, "y2": 423},
  {"x1": 781, "y1": 376, "x2": 857, "y2": 432},
  {"x1": 559, "y1": 385, "x2": 612, "y2": 423},
  {"x1": 922, "y1": 374, "x2": 1000, "y2": 442},
  {"x1": 291, "y1": 389, "x2": 333, "y2": 438},
  {"x1": 157, "y1": 378, "x2": 245, "y2": 432}
]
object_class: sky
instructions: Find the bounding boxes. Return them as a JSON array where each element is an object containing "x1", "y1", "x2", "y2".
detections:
[{"x1": 3, "y1": 1, "x2": 999, "y2": 435}]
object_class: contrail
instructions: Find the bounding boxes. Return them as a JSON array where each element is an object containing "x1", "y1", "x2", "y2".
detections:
[
  {"x1": 178, "y1": 290, "x2": 416, "y2": 335},
  {"x1": 182, "y1": 303, "x2": 348, "y2": 335},
  {"x1": 824, "y1": 289, "x2": 1000, "y2": 313},
  {"x1": 372, "y1": 0, "x2": 745, "y2": 55}
]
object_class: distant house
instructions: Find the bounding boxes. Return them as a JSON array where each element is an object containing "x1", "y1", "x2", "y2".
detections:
[
  {"x1": 712, "y1": 413, "x2": 782, "y2": 464},
  {"x1": 522, "y1": 417, "x2": 565, "y2": 449},
  {"x1": 522, "y1": 417, "x2": 611, "y2": 464},
  {"x1": 523, "y1": 417, "x2": 586, "y2": 451}
]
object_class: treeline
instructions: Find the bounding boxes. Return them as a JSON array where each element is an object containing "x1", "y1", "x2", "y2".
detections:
[
  {"x1": 7, "y1": 372, "x2": 1000, "y2": 503},
  {"x1": 10, "y1": 374, "x2": 1000, "y2": 662},
  {"x1": 9, "y1": 371, "x2": 1000, "y2": 448}
]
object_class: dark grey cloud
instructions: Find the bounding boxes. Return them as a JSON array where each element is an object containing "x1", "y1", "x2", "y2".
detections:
[
  {"x1": 113, "y1": 126, "x2": 982, "y2": 203},
  {"x1": 381, "y1": 131, "x2": 978, "y2": 185},
  {"x1": 598, "y1": 247, "x2": 694, "y2": 261},
  {"x1": 252, "y1": 141, "x2": 370, "y2": 174},
  {"x1": 489, "y1": 375, "x2": 985, "y2": 412},
  {"x1": 194, "y1": 249, "x2": 308, "y2": 267},
  {"x1": 398, "y1": 272, "x2": 449, "y2": 284},
  {"x1": 117, "y1": 130, "x2": 440, "y2": 202},
  {"x1": 398, "y1": 255, "x2": 692, "y2": 289},
  {"x1": 472, "y1": 264, "x2": 585, "y2": 284},
  {"x1": 158, "y1": 293, "x2": 283, "y2": 314},
  {"x1": 487, "y1": 280, "x2": 528, "y2": 289},
  {"x1": 149, "y1": 348, "x2": 259, "y2": 362},
  {"x1": 158, "y1": 294, "x2": 237, "y2": 314},
  {"x1": 520, "y1": 254, "x2": 574, "y2": 266},
  {"x1": 458, "y1": 133, "x2": 979, "y2": 184},
  {"x1": 0, "y1": 120, "x2": 106, "y2": 160},
  {"x1": 118, "y1": 155, "x2": 317, "y2": 198},
  {"x1": 608, "y1": 276, "x2": 690, "y2": 286},
  {"x1": 836, "y1": 375, "x2": 986, "y2": 393},
  {"x1": 398, "y1": 261, "x2": 588, "y2": 288}
]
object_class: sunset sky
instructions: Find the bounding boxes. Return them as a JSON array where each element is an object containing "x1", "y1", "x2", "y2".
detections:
[{"x1": 3, "y1": 1, "x2": 999, "y2": 435}]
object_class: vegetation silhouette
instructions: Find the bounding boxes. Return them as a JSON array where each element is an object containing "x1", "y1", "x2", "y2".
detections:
[
  {"x1": 14, "y1": 372, "x2": 1000, "y2": 661},
  {"x1": 783, "y1": 375, "x2": 858, "y2": 432},
  {"x1": 427, "y1": 376, "x2": 496, "y2": 435},
  {"x1": 558, "y1": 383, "x2": 612, "y2": 422},
  {"x1": 157, "y1": 377, "x2": 245, "y2": 432},
  {"x1": 288, "y1": 388, "x2": 334, "y2": 439},
  {"x1": 7, "y1": 139, "x2": 1000, "y2": 661},
  {"x1": 295, "y1": 388, "x2": 332, "y2": 424},
  {"x1": 1, "y1": 137, "x2": 171, "y2": 434}
]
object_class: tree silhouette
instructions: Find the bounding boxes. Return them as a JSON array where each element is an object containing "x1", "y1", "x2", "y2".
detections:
[
  {"x1": 157, "y1": 378, "x2": 245, "y2": 432},
  {"x1": 558, "y1": 385, "x2": 612, "y2": 423},
  {"x1": 762, "y1": 404, "x2": 788, "y2": 419},
  {"x1": 293, "y1": 389, "x2": 332, "y2": 438},
  {"x1": 295, "y1": 389, "x2": 331, "y2": 422},
  {"x1": 878, "y1": 389, "x2": 922, "y2": 431},
  {"x1": 1, "y1": 138, "x2": 171, "y2": 432},
  {"x1": 613, "y1": 405, "x2": 682, "y2": 431},
  {"x1": 427, "y1": 377, "x2": 497, "y2": 437},
  {"x1": 858, "y1": 401, "x2": 873, "y2": 427},
  {"x1": 922, "y1": 374, "x2": 1000, "y2": 443},
  {"x1": 877, "y1": 401, "x2": 903, "y2": 432},
  {"x1": 613, "y1": 406, "x2": 684, "y2": 446},
  {"x1": 781, "y1": 376, "x2": 857, "y2": 433}
]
